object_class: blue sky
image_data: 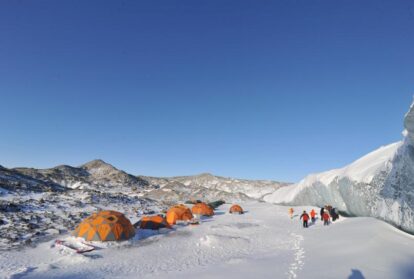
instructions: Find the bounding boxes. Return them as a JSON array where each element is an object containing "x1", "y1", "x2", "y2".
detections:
[{"x1": 0, "y1": 0, "x2": 413, "y2": 182}]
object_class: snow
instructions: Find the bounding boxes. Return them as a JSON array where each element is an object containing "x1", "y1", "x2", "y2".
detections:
[
  {"x1": 1, "y1": 202, "x2": 413, "y2": 279},
  {"x1": 59, "y1": 181, "x2": 86, "y2": 190},
  {"x1": 403, "y1": 100, "x2": 414, "y2": 146},
  {"x1": 168, "y1": 174, "x2": 289, "y2": 201},
  {"x1": 265, "y1": 142, "x2": 402, "y2": 204},
  {"x1": 322, "y1": 142, "x2": 401, "y2": 184}
]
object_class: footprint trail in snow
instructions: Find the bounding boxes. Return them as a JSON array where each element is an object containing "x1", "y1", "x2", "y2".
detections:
[{"x1": 287, "y1": 232, "x2": 305, "y2": 279}]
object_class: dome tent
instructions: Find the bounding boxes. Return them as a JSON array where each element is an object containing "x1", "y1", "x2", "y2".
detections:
[
  {"x1": 73, "y1": 210, "x2": 135, "y2": 241},
  {"x1": 139, "y1": 215, "x2": 171, "y2": 230},
  {"x1": 191, "y1": 203, "x2": 214, "y2": 217},
  {"x1": 166, "y1": 204, "x2": 193, "y2": 225},
  {"x1": 229, "y1": 204, "x2": 244, "y2": 214}
]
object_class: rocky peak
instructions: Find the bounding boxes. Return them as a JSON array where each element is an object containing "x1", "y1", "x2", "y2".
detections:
[
  {"x1": 79, "y1": 159, "x2": 144, "y2": 186},
  {"x1": 80, "y1": 159, "x2": 123, "y2": 176},
  {"x1": 80, "y1": 159, "x2": 114, "y2": 170}
]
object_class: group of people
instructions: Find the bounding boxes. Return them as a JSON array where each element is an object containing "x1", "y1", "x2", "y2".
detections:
[{"x1": 289, "y1": 205, "x2": 340, "y2": 228}]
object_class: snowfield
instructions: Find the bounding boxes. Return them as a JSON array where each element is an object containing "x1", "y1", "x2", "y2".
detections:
[{"x1": 1, "y1": 203, "x2": 413, "y2": 279}]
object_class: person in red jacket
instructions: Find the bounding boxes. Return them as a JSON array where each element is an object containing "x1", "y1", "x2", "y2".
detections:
[
  {"x1": 323, "y1": 211, "x2": 330, "y2": 226},
  {"x1": 300, "y1": 210, "x2": 310, "y2": 228},
  {"x1": 310, "y1": 209, "x2": 317, "y2": 223}
]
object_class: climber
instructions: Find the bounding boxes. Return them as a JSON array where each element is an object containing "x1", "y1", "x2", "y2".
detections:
[
  {"x1": 288, "y1": 208, "x2": 294, "y2": 219},
  {"x1": 323, "y1": 211, "x2": 330, "y2": 226},
  {"x1": 310, "y1": 209, "x2": 317, "y2": 223},
  {"x1": 300, "y1": 210, "x2": 310, "y2": 228}
]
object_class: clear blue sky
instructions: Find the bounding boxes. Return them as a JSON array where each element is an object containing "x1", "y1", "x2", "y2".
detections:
[{"x1": 1, "y1": 0, "x2": 413, "y2": 182}]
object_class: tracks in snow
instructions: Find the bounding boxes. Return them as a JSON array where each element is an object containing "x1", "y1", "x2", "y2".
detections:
[{"x1": 287, "y1": 232, "x2": 305, "y2": 279}]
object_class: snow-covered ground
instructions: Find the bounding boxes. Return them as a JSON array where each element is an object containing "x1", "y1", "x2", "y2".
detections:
[{"x1": 1, "y1": 202, "x2": 413, "y2": 279}]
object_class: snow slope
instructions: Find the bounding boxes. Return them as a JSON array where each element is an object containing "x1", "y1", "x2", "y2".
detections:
[
  {"x1": 1, "y1": 203, "x2": 413, "y2": 279},
  {"x1": 171, "y1": 173, "x2": 289, "y2": 200},
  {"x1": 265, "y1": 101, "x2": 414, "y2": 234}
]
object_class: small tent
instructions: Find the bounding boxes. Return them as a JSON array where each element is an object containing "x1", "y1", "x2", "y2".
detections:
[
  {"x1": 229, "y1": 204, "x2": 244, "y2": 214},
  {"x1": 73, "y1": 210, "x2": 135, "y2": 241},
  {"x1": 166, "y1": 204, "x2": 193, "y2": 225},
  {"x1": 191, "y1": 203, "x2": 214, "y2": 217},
  {"x1": 139, "y1": 215, "x2": 171, "y2": 230}
]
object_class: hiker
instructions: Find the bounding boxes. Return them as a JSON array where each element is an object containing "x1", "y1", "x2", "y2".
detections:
[
  {"x1": 288, "y1": 208, "x2": 294, "y2": 219},
  {"x1": 331, "y1": 207, "x2": 339, "y2": 222},
  {"x1": 310, "y1": 209, "x2": 317, "y2": 223},
  {"x1": 320, "y1": 207, "x2": 325, "y2": 220},
  {"x1": 300, "y1": 210, "x2": 310, "y2": 228},
  {"x1": 322, "y1": 211, "x2": 330, "y2": 226}
]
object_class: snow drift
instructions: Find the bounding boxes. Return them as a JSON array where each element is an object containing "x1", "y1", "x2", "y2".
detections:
[{"x1": 265, "y1": 101, "x2": 414, "y2": 234}]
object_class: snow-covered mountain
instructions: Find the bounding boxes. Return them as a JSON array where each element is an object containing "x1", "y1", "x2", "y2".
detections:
[
  {"x1": 14, "y1": 159, "x2": 150, "y2": 191},
  {"x1": 172, "y1": 173, "x2": 289, "y2": 200},
  {"x1": 0, "y1": 160, "x2": 288, "y2": 249},
  {"x1": 5, "y1": 160, "x2": 287, "y2": 201},
  {"x1": 143, "y1": 173, "x2": 289, "y2": 203},
  {"x1": 0, "y1": 160, "x2": 162, "y2": 250},
  {"x1": 265, "y1": 102, "x2": 414, "y2": 234}
]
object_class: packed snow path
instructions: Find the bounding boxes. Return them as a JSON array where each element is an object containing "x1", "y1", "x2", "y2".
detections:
[{"x1": 1, "y1": 203, "x2": 414, "y2": 279}]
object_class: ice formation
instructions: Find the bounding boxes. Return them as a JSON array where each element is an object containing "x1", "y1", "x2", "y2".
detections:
[{"x1": 265, "y1": 101, "x2": 414, "y2": 234}]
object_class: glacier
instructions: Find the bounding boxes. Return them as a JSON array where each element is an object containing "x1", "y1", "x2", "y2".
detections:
[{"x1": 264, "y1": 101, "x2": 414, "y2": 234}]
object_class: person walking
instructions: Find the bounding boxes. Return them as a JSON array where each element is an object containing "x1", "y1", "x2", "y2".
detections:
[
  {"x1": 300, "y1": 210, "x2": 310, "y2": 228},
  {"x1": 331, "y1": 208, "x2": 339, "y2": 222},
  {"x1": 310, "y1": 209, "x2": 317, "y2": 223},
  {"x1": 288, "y1": 208, "x2": 294, "y2": 219},
  {"x1": 323, "y1": 211, "x2": 330, "y2": 226},
  {"x1": 320, "y1": 206, "x2": 325, "y2": 222}
]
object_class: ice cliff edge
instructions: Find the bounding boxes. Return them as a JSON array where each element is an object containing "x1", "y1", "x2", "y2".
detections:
[{"x1": 265, "y1": 100, "x2": 414, "y2": 234}]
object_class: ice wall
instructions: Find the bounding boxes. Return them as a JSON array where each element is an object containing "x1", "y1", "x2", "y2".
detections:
[
  {"x1": 403, "y1": 101, "x2": 414, "y2": 146},
  {"x1": 265, "y1": 101, "x2": 414, "y2": 234}
]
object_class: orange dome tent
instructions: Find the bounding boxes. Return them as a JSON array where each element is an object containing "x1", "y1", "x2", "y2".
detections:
[
  {"x1": 139, "y1": 215, "x2": 171, "y2": 230},
  {"x1": 191, "y1": 203, "x2": 214, "y2": 217},
  {"x1": 73, "y1": 210, "x2": 135, "y2": 241},
  {"x1": 166, "y1": 204, "x2": 193, "y2": 225},
  {"x1": 229, "y1": 204, "x2": 244, "y2": 214}
]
